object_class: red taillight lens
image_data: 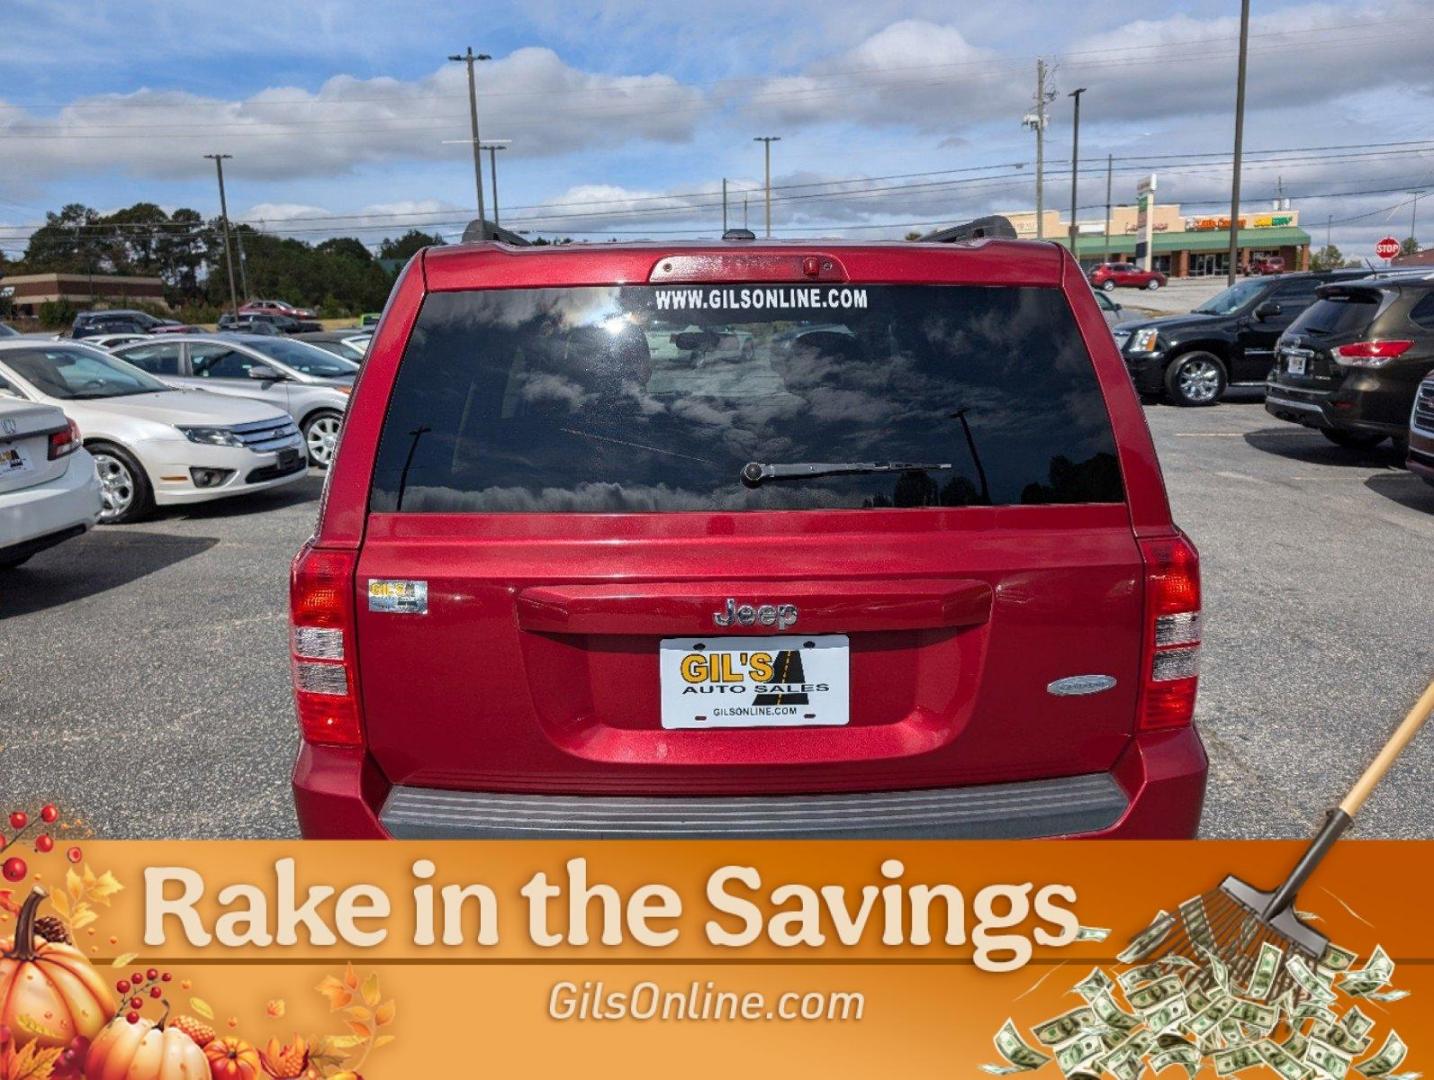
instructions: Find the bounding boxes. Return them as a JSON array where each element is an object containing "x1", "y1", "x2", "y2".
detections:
[
  {"x1": 1138, "y1": 533, "x2": 1201, "y2": 731},
  {"x1": 289, "y1": 543, "x2": 363, "y2": 746},
  {"x1": 48, "y1": 419, "x2": 80, "y2": 460},
  {"x1": 1334, "y1": 340, "x2": 1413, "y2": 367}
]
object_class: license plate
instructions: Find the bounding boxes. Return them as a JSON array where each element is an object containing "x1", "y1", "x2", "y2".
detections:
[
  {"x1": 659, "y1": 634, "x2": 850, "y2": 729},
  {"x1": 1286, "y1": 352, "x2": 1308, "y2": 376},
  {"x1": 277, "y1": 448, "x2": 300, "y2": 468},
  {"x1": 0, "y1": 444, "x2": 31, "y2": 475}
]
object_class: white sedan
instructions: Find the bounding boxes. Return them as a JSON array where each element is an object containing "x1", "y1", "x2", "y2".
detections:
[
  {"x1": 0, "y1": 398, "x2": 102, "y2": 568},
  {"x1": 0, "y1": 341, "x2": 308, "y2": 524}
]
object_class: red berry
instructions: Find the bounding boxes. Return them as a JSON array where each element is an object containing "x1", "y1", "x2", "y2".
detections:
[
  {"x1": 161, "y1": 972, "x2": 172, "y2": 982},
  {"x1": 116, "y1": 980, "x2": 130, "y2": 994},
  {"x1": 131, "y1": 972, "x2": 143, "y2": 985},
  {"x1": 35, "y1": 835, "x2": 54, "y2": 853},
  {"x1": 125, "y1": 1012, "x2": 139, "y2": 1024},
  {"x1": 146, "y1": 968, "x2": 159, "y2": 981},
  {"x1": 2, "y1": 857, "x2": 26, "y2": 882},
  {"x1": 40, "y1": 805, "x2": 58, "y2": 824},
  {"x1": 8, "y1": 812, "x2": 26, "y2": 831},
  {"x1": 66, "y1": 846, "x2": 82, "y2": 864},
  {"x1": 150, "y1": 986, "x2": 162, "y2": 999},
  {"x1": 129, "y1": 997, "x2": 143, "y2": 1010}
]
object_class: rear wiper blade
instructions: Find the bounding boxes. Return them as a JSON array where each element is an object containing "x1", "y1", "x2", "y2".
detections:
[{"x1": 741, "y1": 460, "x2": 952, "y2": 487}]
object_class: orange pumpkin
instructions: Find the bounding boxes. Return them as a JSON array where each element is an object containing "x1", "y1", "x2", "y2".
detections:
[
  {"x1": 204, "y1": 1036, "x2": 261, "y2": 1080},
  {"x1": 0, "y1": 887, "x2": 115, "y2": 1050},
  {"x1": 85, "y1": 1014, "x2": 208, "y2": 1080}
]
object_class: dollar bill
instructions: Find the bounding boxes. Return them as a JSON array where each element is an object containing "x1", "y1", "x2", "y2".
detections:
[
  {"x1": 1120, "y1": 962, "x2": 1172, "y2": 992},
  {"x1": 1073, "y1": 967, "x2": 1114, "y2": 1002},
  {"x1": 1228, "y1": 999, "x2": 1278, "y2": 1034},
  {"x1": 1342, "y1": 1007, "x2": 1375, "y2": 1040},
  {"x1": 1214, "y1": 1045, "x2": 1263, "y2": 1076},
  {"x1": 1075, "y1": 925, "x2": 1111, "y2": 942},
  {"x1": 1186, "y1": 986, "x2": 1211, "y2": 1015},
  {"x1": 986, "y1": 1019, "x2": 1053, "y2": 1074},
  {"x1": 1091, "y1": 991, "x2": 1141, "y2": 1034},
  {"x1": 1246, "y1": 941, "x2": 1284, "y2": 1001},
  {"x1": 1056, "y1": 1033, "x2": 1107, "y2": 1076},
  {"x1": 1187, "y1": 997, "x2": 1236, "y2": 1039},
  {"x1": 1283, "y1": 1031, "x2": 1309, "y2": 1060},
  {"x1": 1307, "y1": 1037, "x2": 1354, "y2": 1079},
  {"x1": 1362, "y1": 989, "x2": 1409, "y2": 1003},
  {"x1": 1151, "y1": 1044, "x2": 1201, "y2": 1078},
  {"x1": 1033, "y1": 1007, "x2": 1099, "y2": 1047},
  {"x1": 1146, "y1": 996, "x2": 1191, "y2": 1034},
  {"x1": 1258, "y1": 1039, "x2": 1313, "y2": 1080},
  {"x1": 1312, "y1": 1020, "x2": 1372, "y2": 1057},
  {"x1": 1355, "y1": 1032, "x2": 1407, "y2": 1078},
  {"x1": 1288, "y1": 954, "x2": 1339, "y2": 1005},
  {"x1": 1199, "y1": 945, "x2": 1232, "y2": 994},
  {"x1": 1179, "y1": 896, "x2": 1216, "y2": 952},
  {"x1": 1128, "y1": 975, "x2": 1185, "y2": 1014},
  {"x1": 1340, "y1": 947, "x2": 1394, "y2": 996},
  {"x1": 1320, "y1": 943, "x2": 1358, "y2": 972},
  {"x1": 1118, "y1": 911, "x2": 1176, "y2": 965}
]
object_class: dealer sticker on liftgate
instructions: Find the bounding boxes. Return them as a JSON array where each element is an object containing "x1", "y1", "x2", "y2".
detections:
[{"x1": 658, "y1": 635, "x2": 850, "y2": 729}]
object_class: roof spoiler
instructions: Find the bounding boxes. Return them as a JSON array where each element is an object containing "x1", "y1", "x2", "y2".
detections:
[
  {"x1": 461, "y1": 219, "x2": 532, "y2": 246},
  {"x1": 919, "y1": 215, "x2": 1018, "y2": 243}
]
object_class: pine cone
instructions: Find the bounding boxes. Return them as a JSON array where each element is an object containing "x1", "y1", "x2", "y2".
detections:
[{"x1": 33, "y1": 915, "x2": 70, "y2": 944}]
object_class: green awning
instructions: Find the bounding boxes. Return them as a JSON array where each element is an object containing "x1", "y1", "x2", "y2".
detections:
[{"x1": 1054, "y1": 225, "x2": 1311, "y2": 255}]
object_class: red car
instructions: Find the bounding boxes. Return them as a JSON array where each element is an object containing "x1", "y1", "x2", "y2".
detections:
[
  {"x1": 1089, "y1": 262, "x2": 1167, "y2": 292},
  {"x1": 1246, "y1": 256, "x2": 1285, "y2": 276},
  {"x1": 289, "y1": 235, "x2": 1207, "y2": 839}
]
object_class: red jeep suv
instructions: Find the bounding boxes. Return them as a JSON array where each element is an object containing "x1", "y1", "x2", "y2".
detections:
[
  {"x1": 1089, "y1": 262, "x2": 1167, "y2": 292},
  {"x1": 289, "y1": 233, "x2": 1207, "y2": 839}
]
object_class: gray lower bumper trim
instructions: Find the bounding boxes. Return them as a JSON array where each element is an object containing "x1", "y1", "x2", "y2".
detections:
[{"x1": 380, "y1": 773, "x2": 1128, "y2": 839}]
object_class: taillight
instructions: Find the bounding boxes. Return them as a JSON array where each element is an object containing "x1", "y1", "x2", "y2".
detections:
[
  {"x1": 48, "y1": 419, "x2": 81, "y2": 460},
  {"x1": 1333, "y1": 340, "x2": 1413, "y2": 367},
  {"x1": 1137, "y1": 533, "x2": 1201, "y2": 731},
  {"x1": 289, "y1": 543, "x2": 363, "y2": 746}
]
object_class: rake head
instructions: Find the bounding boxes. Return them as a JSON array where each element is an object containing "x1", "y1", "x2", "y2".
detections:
[{"x1": 1144, "y1": 876, "x2": 1328, "y2": 1004}]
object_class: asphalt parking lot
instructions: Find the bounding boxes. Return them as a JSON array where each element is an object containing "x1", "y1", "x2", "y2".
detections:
[{"x1": 2, "y1": 397, "x2": 1432, "y2": 839}]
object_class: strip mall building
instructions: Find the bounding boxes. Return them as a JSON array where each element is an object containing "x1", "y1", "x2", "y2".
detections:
[{"x1": 1001, "y1": 204, "x2": 1312, "y2": 278}]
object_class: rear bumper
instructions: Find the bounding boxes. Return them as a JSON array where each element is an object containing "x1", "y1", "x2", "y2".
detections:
[
  {"x1": 293, "y1": 726, "x2": 1207, "y2": 840},
  {"x1": 1264, "y1": 379, "x2": 1412, "y2": 437},
  {"x1": 0, "y1": 449, "x2": 102, "y2": 557}
]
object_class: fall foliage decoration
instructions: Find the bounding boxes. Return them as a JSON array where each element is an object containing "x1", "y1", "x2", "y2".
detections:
[
  {"x1": 0, "y1": 890, "x2": 115, "y2": 1051},
  {"x1": 167, "y1": 1017, "x2": 214, "y2": 1050},
  {"x1": 83, "y1": 1011, "x2": 207, "y2": 1080}
]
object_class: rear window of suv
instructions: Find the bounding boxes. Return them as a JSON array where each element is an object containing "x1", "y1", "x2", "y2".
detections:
[
  {"x1": 369, "y1": 284, "x2": 1124, "y2": 513},
  {"x1": 1292, "y1": 289, "x2": 1384, "y2": 337}
]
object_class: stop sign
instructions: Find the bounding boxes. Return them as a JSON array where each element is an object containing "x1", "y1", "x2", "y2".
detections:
[{"x1": 1375, "y1": 235, "x2": 1401, "y2": 260}]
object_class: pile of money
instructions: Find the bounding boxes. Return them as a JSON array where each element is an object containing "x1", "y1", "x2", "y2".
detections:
[{"x1": 983, "y1": 905, "x2": 1415, "y2": 1080}]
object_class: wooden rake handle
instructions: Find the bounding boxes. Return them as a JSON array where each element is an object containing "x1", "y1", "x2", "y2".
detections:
[
  {"x1": 1266, "y1": 678, "x2": 1434, "y2": 919},
  {"x1": 1339, "y1": 678, "x2": 1434, "y2": 818}
]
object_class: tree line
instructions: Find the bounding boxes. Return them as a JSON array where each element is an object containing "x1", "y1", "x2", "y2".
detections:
[{"x1": 1, "y1": 202, "x2": 449, "y2": 319}]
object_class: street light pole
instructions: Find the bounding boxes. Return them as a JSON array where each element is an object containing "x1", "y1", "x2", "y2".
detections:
[
  {"x1": 203, "y1": 153, "x2": 240, "y2": 315},
  {"x1": 1226, "y1": 0, "x2": 1250, "y2": 285},
  {"x1": 481, "y1": 141, "x2": 509, "y2": 229},
  {"x1": 1067, "y1": 87, "x2": 1086, "y2": 259},
  {"x1": 754, "y1": 136, "x2": 780, "y2": 238},
  {"x1": 448, "y1": 47, "x2": 492, "y2": 239}
]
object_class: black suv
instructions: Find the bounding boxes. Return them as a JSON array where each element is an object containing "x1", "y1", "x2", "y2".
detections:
[
  {"x1": 1265, "y1": 275, "x2": 1434, "y2": 450},
  {"x1": 1116, "y1": 270, "x2": 1370, "y2": 406},
  {"x1": 70, "y1": 309, "x2": 182, "y2": 338}
]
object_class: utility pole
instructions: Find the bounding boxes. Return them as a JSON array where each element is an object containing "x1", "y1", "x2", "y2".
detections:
[
  {"x1": 743, "y1": 196, "x2": 749, "y2": 231},
  {"x1": 1326, "y1": 214, "x2": 1332, "y2": 250},
  {"x1": 1023, "y1": 59, "x2": 1056, "y2": 239},
  {"x1": 722, "y1": 178, "x2": 728, "y2": 233},
  {"x1": 480, "y1": 141, "x2": 508, "y2": 229},
  {"x1": 754, "y1": 136, "x2": 781, "y2": 237},
  {"x1": 1409, "y1": 190, "x2": 1425, "y2": 249},
  {"x1": 1103, "y1": 153, "x2": 1113, "y2": 264},
  {"x1": 234, "y1": 224, "x2": 249, "y2": 299},
  {"x1": 448, "y1": 47, "x2": 492, "y2": 239},
  {"x1": 1227, "y1": 0, "x2": 1250, "y2": 285},
  {"x1": 1067, "y1": 87, "x2": 1086, "y2": 258},
  {"x1": 203, "y1": 153, "x2": 240, "y2": 315}
]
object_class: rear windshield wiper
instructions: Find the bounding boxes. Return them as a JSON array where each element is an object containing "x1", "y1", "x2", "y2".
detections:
[{"x1": 741, "y1": 460, "x2": 952, "y2": 487}]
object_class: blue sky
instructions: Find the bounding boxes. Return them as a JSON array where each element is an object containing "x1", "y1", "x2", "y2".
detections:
[{"x1": 2, "y1": 0, "x2": 1432, "y2": 259}]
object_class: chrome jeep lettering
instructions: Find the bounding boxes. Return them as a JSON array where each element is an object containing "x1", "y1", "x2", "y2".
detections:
[{"x1": 712, "y1": 599, "x2": 798, "y2": 629}]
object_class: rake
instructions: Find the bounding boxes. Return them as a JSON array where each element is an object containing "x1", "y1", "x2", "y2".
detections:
[{"x1": 1132, "y1": 678, "x2": 1434, "y2": 1003}]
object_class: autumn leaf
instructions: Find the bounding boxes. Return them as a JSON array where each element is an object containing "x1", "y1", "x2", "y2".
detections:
[
  {"x1": 71, "y1": 907, "x2": 98, "y2": 931},
  {"x1": 342, "y1": 1006, "x2": 371, "y2": 1025},
  {"x1": 321, "y1": 1035, "x2": 365, "y2": 1053},
  {"x1": 372, "y1": 1034, "x2": 396, "y2": 1050},
  {"x1": 360, "y1": 972, "x2": 381, "y2": 1008},
  {"x1": 190, "y1": 997, "x2": 215, "y2": 1020},
  {"x1": 345, "y1": 1020, "x2": 372, "y2": 1040},
  {"x1": 316, "y1": 975, "x2": 353, "y2": 1011},
  {"x1": 342, "y1": 963, "x2": 359, "y2": 990},
  {"x1": 88, "y1": 870, "x2": 124, "y2": 905},
  {"x1": 2, "y1": 1041, "x2": 65, "y2": 1080},
  {"x1": 373, "y1": 1000, "x2": 396, "y2": 1027},
  {"x1": 265, "y1": 999, "x2": 286, "y2": 1019},
  {"x1": 47, "y1": 891, "x2": 69, "y2": 920},
  {"x1": 111, "y1": 952, "x2": 138, "y2": 968},
  {"x1": 65, "y1": 868, "x2": 83, "y2": 905},
  {"x1": 0, "y1": 890, "x2": 19, "y2": 917}
]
